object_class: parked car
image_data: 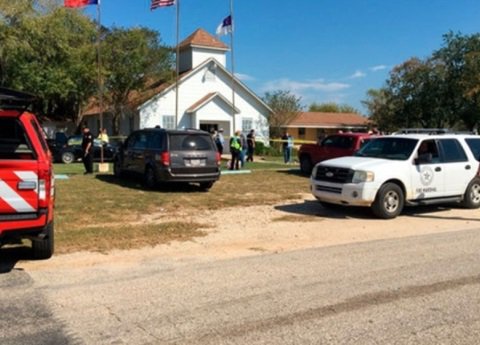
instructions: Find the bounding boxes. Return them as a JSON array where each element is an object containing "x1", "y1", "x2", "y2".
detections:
[
  {"x1": 310, "y1": 133, "x2": 480, "y2": 219},
  {"x1": 298, "y1": 132, "x2": 376, "y2": 175},
  {"x1": 0, "y1": 88, "x2": 55, "y2": 259},
  {"x1": 114, "y1": 128, "x2": 221, "y2": 190},
  {"x1": 51, "y1": 135, "x2": 116, "y2": 164}
]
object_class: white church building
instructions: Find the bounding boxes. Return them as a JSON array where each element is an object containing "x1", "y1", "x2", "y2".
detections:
[{"x1": 137, "y1": 28, "x2": 272, "y2": 142}]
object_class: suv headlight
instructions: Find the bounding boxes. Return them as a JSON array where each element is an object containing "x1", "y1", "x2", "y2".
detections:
[{"x1": 352, "y1": 170, "x2": 374, "y2": 183}]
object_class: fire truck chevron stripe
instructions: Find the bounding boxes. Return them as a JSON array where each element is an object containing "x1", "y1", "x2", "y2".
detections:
[
  {"x1": 14, "y1": 171, "x2": 39, "y2": 194},
  {"x1": 0, "y1": 180, "x2": 36, "y2": 213}
]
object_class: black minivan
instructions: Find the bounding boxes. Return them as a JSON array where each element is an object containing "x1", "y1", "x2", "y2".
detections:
[{"x1": 114, "y1": 128, "x2": 221, "y2": 190}]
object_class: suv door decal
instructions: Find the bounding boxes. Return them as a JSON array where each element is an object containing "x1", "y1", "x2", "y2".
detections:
[{"x1": 0, "y1": 171, "x2": 37, "y2": 213}]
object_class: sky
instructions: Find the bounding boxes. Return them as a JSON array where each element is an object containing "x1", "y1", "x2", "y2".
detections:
[{"x1": 82, "y1": 0, "x2": 480, "y2": 114}]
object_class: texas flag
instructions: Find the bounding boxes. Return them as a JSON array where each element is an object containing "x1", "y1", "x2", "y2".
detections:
[
  {"x1": 216, "y1": 15, "x2": 233, "y2": 36},
  {"x1": 64, "y1": 0, "x2": 99, "y2": 7}
]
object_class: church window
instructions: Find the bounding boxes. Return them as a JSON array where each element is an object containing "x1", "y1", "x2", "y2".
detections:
[{"x1": 162, "y1": 115, "x2": 175, "y2": 129}]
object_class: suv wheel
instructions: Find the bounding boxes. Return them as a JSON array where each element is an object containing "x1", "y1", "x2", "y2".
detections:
[
  {"x1": 300, "y1": 156, "x2": 313, "y2": 175},
  {"x1": 144, "y1": 166, "x2": 157, "y2": 189},
  {"x1": 462, "y1": 177, "x2": 480, "y2": 208},
  {"x1": 372, "y1": 182, "x2": 404, "y2": 219},
  {"x1": 61, "y1": 151, "x2": 75, "y2": 164},
  {"x1": 32, "y1": 222, "x2": 54, "y2": 259}
]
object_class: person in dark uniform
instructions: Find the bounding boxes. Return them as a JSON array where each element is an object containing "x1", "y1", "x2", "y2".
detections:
[{"x1": 82, "y1": 127, "x2": 94, "y2": 174}]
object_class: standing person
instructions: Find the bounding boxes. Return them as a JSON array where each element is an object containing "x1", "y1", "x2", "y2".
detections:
[
  {"x1": 281, "y1": 131, "x2": 294, "y2": 164},
  {"x1": 98, "y1": 128, "x2": 109, "y2": 144},
  {"x1": 215, "y1": 128, "x2": 225, "y2": 155},
  {"x1": 82, "y1": 127, "x2": 94, "y2": 174},
  {"x1": 229, "y1": 130, "x2": 241, "y2": 170},
  {"x1": 239, "y1": 132, "x2": 247, "y2": 167},
  {"x1": 246, "y1": 129, "x2": 256, "y2": 162}
]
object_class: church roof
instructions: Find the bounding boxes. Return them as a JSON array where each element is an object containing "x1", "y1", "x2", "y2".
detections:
[
  {"x1": 186, "y1": 92, "x2": 240, "y2": 114},
  {"x1": 178, "y1": 28, "x2": 228, "y2": 51}
]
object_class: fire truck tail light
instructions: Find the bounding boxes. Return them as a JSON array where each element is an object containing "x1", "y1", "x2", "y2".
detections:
[
  {"x1": 38, "y1": 179, "x2": 46, "y2": 200},
  {"x1": 37, "y1": 168, "x2": 53, "y2": 206}
]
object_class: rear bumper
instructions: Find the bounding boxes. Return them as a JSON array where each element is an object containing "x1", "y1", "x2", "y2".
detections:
[
  {"x1": 158, "y1": 168, "x2": 220, "y2": 183},
  {"x1": 0, "y1": 208, "x2": 49, "y2": 240}
]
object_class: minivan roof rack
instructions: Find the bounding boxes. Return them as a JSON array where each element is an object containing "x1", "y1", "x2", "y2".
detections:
[{"x1": 0, "y1": 87, "x2": 36, "y2": 113}]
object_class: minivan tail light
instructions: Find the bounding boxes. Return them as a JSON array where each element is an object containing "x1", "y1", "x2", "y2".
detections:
[
  {"x1": 216, "y1": 152, "x2": 221, "y2": 166},
  {"x1": 155, "y1": 151, "x2": 170, "y2": 166}
]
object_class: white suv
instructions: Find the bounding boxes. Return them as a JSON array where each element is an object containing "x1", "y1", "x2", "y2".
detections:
[{"x1": 310, "y1": 134, "x2": 480, "y2": 219}]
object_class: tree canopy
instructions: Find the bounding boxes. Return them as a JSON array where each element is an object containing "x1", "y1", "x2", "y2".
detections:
[
  {"x1": 309, "y1": 102, "x2": 359, "y2": 114},
  {"x1": 364, "y1": 32, "x2": 480, "y2": 132},
  {"x1": 102, "y1": 26, "x2": 172, "y2": 134},
  {"x1": 0, "y1": 0, "x2": 173, "y2": 132},
  {"x1": 262, "y1": 90, "x2": 303, "y2": 138}
]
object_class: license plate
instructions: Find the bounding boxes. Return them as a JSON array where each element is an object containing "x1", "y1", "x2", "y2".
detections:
[{"x1": 188, "y1": 158, "x2": 205, "y2": 167}]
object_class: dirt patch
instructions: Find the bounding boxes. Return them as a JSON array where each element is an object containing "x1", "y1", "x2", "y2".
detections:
[{"x1": 23, "y1": 194, "x2": 480, "y2": 270}]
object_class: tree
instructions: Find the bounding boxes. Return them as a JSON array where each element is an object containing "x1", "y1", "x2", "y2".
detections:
[
  {"x1": 101, "y1": 27, "x2": 172, "y2": 134},
  {"x1": 366, "y1": 32, "x2": 480, "y2": 132},
  {"x1": 262, "y1": 90, "x2": 303, "y2": 138},
  {"x1": 0, "y1": 2, "x2": 98, "y2": 123},
  {"x1": 361, "y1": 88, "x2": 396, "y2": 132},
  {"x1": 433, "y1": 31, "x2": 480, "y2": 130},
  {"x1": 309, "y1": 102, "x2": 359, "y2": 114}
]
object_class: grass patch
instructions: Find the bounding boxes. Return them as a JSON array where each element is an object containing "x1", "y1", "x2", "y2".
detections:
[
  {"x1": 56, "y1": 222, "x2": 207, "y2": 254},
  {"x1": 53, "y1": 163, "x2": 310, "y2": 254}
]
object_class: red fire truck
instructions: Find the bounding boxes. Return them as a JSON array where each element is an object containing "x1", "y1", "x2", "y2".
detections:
[{"x1": 0, "y1": 88, "x2": 54, "y2": 259}]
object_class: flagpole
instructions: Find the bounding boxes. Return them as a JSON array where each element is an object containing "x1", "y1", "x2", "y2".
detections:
[
  {"x1": 230, "y1": 0, "x2": 235, "y2": 132},
  {"x1": 175, "y1": 0, "x2": 180, "y2": 129},
  {"x1": 97, "y1": 1, "x2": 104, "y2": 163}
]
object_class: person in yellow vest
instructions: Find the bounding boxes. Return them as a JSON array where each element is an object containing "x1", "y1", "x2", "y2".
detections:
[{"x1": 229, "y1": 130, "x2": 242, "y2": 170}]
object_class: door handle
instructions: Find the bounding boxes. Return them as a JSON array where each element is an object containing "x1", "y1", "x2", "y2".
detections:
[
  {"x1": 465, "y1": 165, "x2": 471, "y2": 170},
  {"x1": 435, "y1": 167, "x2": 442, "y2": 172}
]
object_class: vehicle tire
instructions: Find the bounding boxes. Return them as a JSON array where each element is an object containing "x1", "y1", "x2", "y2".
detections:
[
  {"x1": 461, "y1": 177, "x2": 480, "y2": 209},
  {"x1": 300, "y1": 156, "x2": 313, "y2": 175},
  {"x1": 61, "y1": 151, "x2": 75, "y2": 164},
  {"x1": 32, "y1": 222, "x2": 54, "y2": 260},
  {"x1": 199, "y1": 181, "x2": 214, "y2": 191},
  {"x1": 113, "y1": 158, "x2": 123, "y2": 178},
  {"x1": 144, "y1": 166, "x2": 157, "y2": 189},
  {"x1": 371, "y1": 182, "x2": 404, "y2": 219}
]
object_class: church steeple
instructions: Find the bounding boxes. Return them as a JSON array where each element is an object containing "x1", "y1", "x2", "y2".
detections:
[{"x1": 177, "y1": 28, "x2": 229, "y2": 73}]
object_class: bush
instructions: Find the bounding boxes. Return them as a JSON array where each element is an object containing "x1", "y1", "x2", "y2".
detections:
[{"x1": 255, "y1": 141, "x2": 282, "y2": 156}]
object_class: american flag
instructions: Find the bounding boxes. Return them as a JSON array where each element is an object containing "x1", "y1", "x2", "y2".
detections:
[{"x1": 151, "y1": 0, "x2": 175, "y2": 10}]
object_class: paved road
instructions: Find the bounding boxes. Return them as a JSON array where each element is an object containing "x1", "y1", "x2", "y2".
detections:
[{"x1": 2, "y1": 228, "x2": 480, "y2": 344}]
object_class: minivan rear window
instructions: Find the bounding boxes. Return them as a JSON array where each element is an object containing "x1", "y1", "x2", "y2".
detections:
[
  {"x1": 0, "y1": 118, "x2": 35, "y2": 160},
  {"x1": 169, "y1": 134, "x2": 215, "y2": 151}
]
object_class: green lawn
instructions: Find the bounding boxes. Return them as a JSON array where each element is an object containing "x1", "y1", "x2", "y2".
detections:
[{"x1": 52, "y1": 160, "x2": 309, "y2": 254}]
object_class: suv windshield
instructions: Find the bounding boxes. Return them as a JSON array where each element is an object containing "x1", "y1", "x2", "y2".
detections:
[
  {"x1": 169, "y1": 134, "x2": 215, "y2": 151},
  {"x1": 355, "y1": 137, "x2": 418, "y2": 160}
]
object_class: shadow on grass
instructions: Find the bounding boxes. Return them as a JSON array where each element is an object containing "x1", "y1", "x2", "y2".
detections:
[
  {"x1": 95, "y1": 174, "x2": 212, "y2": 194},
  {"x1": 276, "y1": 168, "x2": 306, "y2": 177},
  {"x1": 0, "y1": 245, "x2": 32, "y2": 274},
  {"x1": 275, "y1": 199, "x2": 480, "y2": 221}
]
